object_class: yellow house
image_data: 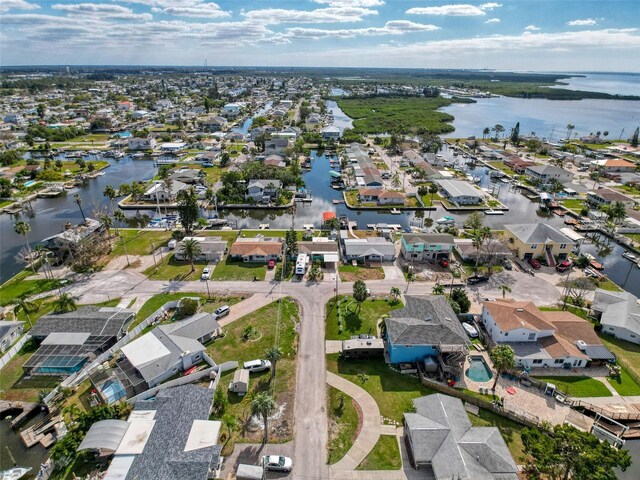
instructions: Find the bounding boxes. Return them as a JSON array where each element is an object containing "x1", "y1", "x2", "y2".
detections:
[{"x1": 503, "y1": 223, "x2": 574, "y2": 266}]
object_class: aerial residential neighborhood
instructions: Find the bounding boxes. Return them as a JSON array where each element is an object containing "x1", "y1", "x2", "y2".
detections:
[{"x1": 1, "y1": 2, "x2": 640, "y2": 480}]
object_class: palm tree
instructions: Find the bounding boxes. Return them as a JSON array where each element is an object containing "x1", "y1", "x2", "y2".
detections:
[
  {"x1": 13, "y1": 219, "x2": 34, "y2": 269},
  {"x1": 482, "y1": 127, "x2": 490, "y2": 140},
  {"x1": 13, "y1": 294, "x2": 38, "y2": 327},
  {"x1": 432, "y1": 284, "x2": 445, "y2": 295},
  {"x1": 498, "y1": 284, "x2": 512, "y2": 299},
  {"x1": 73, "y1": 193, "x2": 86, "y2": 221},
  {"x1": 103, "y1": 185, "x2": 117, "y2": 213},
  {"x1": 100, "y1": 214, "x2": 113, "y2": 237},
  {"x1": 62, "y1": 403, "x2": 82, "y2": 423},
  {"x1": 221, "y1": 413, "x2": 237, "y2": 442},
  {"x1": 390, "y1": 287, "x2": 401, "y2": 301},
  {"x1": 265, "y1": 346, "x2": 283, "y2": 381},
  {"x1": 251, "y1": 392, "x2": 275, "y2": 443},
  {"x1": 494, "y1": 124, "x2": 505, "y2": 140},
  {"x1": 179, "y1": 238, "x2": 202, "y2": 272},
  {"x1": 53, "y1": 293, "x2": 77, "y2": 313},
  {"x1": 113, "y1": 209, "x2": 126, "y2": 235},
  {"x1": 489, "y1": 344, "x2": 516, "y2": 391},
  {"x1": 566, "y1": 123, "x2": 575, "y2": 140},
  {"x1": 352, "y1": 280, "x2": 368, "y2": 313},
  {"x1": 427, "y1": 183, "x2": 439, "y2": 218}
]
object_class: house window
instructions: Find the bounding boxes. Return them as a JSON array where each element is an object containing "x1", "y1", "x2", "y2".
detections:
[
  {"x1": 504, "y1": 332, "x2": 509, "y2": 336},
  {"x1": 533, "y1": 359, "x2": 543, "y2": 364},
  {"x1": 528, "y1": 333, "x2": 536, "y2": 341},
  {"x1": 631, "y1": 334, "x2": 637, "y2": 338},
  {"x1": 530, "y1": 244, "x2": 538, "y2": 249},
  {"x1": 554, "y1": 359, "x2": 564, "y2": 364},
  {"x1": 560, "y1": 244, "x2": 567, "y2": 249},
  {"x1": 609, "y1": 327, "x2": 614, "y2": 331}
]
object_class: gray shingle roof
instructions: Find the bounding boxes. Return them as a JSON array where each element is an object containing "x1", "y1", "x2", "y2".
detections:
[
  {"x1": 161, "y1": 312, "x2": 220, "y2": 341},
  {"x1": 505, "y1": 223, "x2": 574, "y2": 245},
  {"x1": 126, "y1": 385, "x2": 220, "y2": 480},
  {"x1": 402, "y1": 233, "x2": 454, "y2": 245},
  {"x1": 405, "y1": 394, "x2": 518, "y2": 479},
  {"x1": 386, "y1": 296, "x2": 469, "y2": 347},
  {"x1": 30, "y1": 306, "x2": 134, "y2": 339}
]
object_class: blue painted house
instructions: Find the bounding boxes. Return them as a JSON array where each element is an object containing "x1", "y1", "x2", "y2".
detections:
[
  {"x1": 400, "y1": 233, "x2": 454, "y2": 262},
  {"x1": 385, "y1": 296, "x2": 469, "y2": 366}
]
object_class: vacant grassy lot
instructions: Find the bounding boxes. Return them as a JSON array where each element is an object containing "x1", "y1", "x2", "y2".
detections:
[
  {"x1": 210, "y1": 257, "x2": 267, "y2": 281},
  {"x1": 207, "y1": 298, "x2": 299, "y2": 450},
  {"x1": 326, "y1": 354, "x2": 434, "y2": 423},
  {"x1": 326, "y1": 295, "x2": 402, "y2": 340},
  {"x1": 468, "y1": 408, "x2": 527, "y2": 463},
  {"x1": 598, "y1": 334, "x2": 640, "y2": 387},
  {"x1": 0, "y1": 269, "x2": 63, "y2": 306},
  {"x1": 356, "y1": 434, "x2": 402, "y2": 470},
  {"x1": 111, "y1": 229, "x2": 172, "y2": 256},
  {"x1": 532, "y1": 375, "x2": 612, "y2": 397},
  {"x1": 560, "y1": 198, "x2": 585, "y2": 213},
  {"x1": 328, "y1": 385, "x2": 360, "y2": 465},
  {"x1": 606, "y1": 366, "x2": 640, "y2": 396},
  {"x1": 487, "y1": 161, "x2": 517, "y2": 176},
  {"x1": 338, "y1": 264, "x2": 385, "y2": 282},
  {"x1": 335, "y1": 96, "x2": 459, "y2": 134},
  {"x1": 144, "y1": 255, "x2": 207, "y2": 281}
]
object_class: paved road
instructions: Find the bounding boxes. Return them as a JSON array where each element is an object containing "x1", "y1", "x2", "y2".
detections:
[{"x1": 24, "y1": 264, "x2": 565, "y2": 480}]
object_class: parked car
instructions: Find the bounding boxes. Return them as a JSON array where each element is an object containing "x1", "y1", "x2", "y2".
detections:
[
  {"x1": 467, "y1": 275, "x2": 489, "y2": 285},
  {"x1": 462, "y1": 322, "x2": 479, "y2": 338},
  {"x1": 528, "y1": 258, "x2": 541, "y2": 269},
  {"x1": 213, "y1": 305, "x2": 230, "y2": 319},
  {"x1": 262, "y1": 455, "x2": 293, "y2": 472},
  {"x1": 201, "y1": 267, "x2": 211, "y2": 280},
  {"x1": 439, "y1": 259, "x2": 449, "y2": 268},
  {"x1": 243, "y1": 359, "x2": 272, "y2": 373},
  {"x1": 267, "y1": 259, "x2": 276, "y2": 269},
  {"x1": 556, "y1": 260, "x2": 573, "y2": 272},
  {"x1": 502, "y1": 259, "x2": 513, "y2": 270}
]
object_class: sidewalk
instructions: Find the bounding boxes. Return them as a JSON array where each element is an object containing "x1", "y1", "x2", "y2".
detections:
[
  {"x1": 217, "y1": 292, "x2": 286, "y2": 327},
  {"x1": 327, "y1": 372, "x2": 382, "y2": 471}
]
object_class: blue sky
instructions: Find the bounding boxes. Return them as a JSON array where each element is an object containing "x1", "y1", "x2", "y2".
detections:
[{"x1": 1, "y1": 0, "x2": 639, "y2": 71}]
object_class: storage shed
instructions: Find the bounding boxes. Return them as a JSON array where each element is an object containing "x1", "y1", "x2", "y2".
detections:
[{"x1": 229, "y1": 368, "x2": 250, "y2": 396}]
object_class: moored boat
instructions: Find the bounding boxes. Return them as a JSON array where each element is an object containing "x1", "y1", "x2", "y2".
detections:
[
  {"x1": 1, "y1": 467, "x2": 32, "y2": 480},
  {"x1": 436, "y1": 216, "x2": 455, "y2": 225},
  {"x1": 622, "y1": 251, "x2": 638, "y2": 261}
]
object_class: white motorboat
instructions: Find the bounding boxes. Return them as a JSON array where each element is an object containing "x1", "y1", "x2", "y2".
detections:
[
  {"x1": 390, "y1": 208, "x2": 401, "y2": 214},
  {"x1": 622, "y1": 251, "x2": 638, "y2": 261},
  {"x1": 436, "y1": 216, "x2": 456, "y2": 225},
  {"x1": 1, "y1": 467, "x2": 32, "y2": 480},
  {"x1": 484, "y1": 209, "x2": 504, "y2": 215}
]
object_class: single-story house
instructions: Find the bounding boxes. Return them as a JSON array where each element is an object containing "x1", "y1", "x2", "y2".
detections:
[
  {"x1": 587, "y1": 187, "x2": 636, "y2": 210},
  {"x1": 436, "y1": 180, "x2": 484, "y2": 205},
  {"x1": 454, "y1": 238, "x2": 512, "y2": 263},
  {"x1": 504, "y1": 157, "x2": 535, "y2": 173},
  {"x1": 591, "y1": 158, "x2": 637, "y2": 173},
  {"x1": 26, "y1": 307, "x2": 134, "y2": 376},
  {"x1": 305, "y1": 113, "x2": 323, "y2": 131},
  {"x1": 404, "y1": 393, "x2": 518, "y2": 479},
  {"x1": 524, "y1": 165, "x2": 573, "y2": 185},
  {"x1": 263, "y1": 155, "x2": 286, "y2": 168},
  {"x1": 342, "y1": 237, "x2": 396, "y2": 263},
  {"x1": 245, "y1": 179, "x2": 282, "y2": 202},
  {"x1": 591, "y1": 289, "x2": 640, "y2": 345},
  {"x1": 264, "y1": 137, "x2": 292, "y2": 156},
  {"x1": 39, "y1": 218, "x2": 107, "y2": 263},
  {"x1": 0, "y1": 320, "x2": 24, "y2": 353},
  {"x1": 160, "y1": 142, "x2": 187, "y2": 152},
  {"x1": 169, "y1": 168, "x2": 202, "y2": 185},
  {"x1": 222, "y1": 103, "x2": 242, "y2": 117},
  {"x1": 357, "y1": 188, "x2": 404, "y2": 205},
  {"x1": 503, "y1": 223, "x2": 574, "y2": 265},
  {"x1": 174, "y1": 236, "x2": 227, "y2": 262},
  {"x1": 297, "y1": 238, "x2": 339, "y2": 267},
  {"x1": 80, "y1": 385, "x2": 222, "y2": 480},
  {"x1": 481, "y1": 299, "x2": 615, "y2": 367},
  {"x1": 401, "y1": 233, "x2": 454, "y2": 262},
  {"x1": 385, "y1": 296, "x2": 469, "y2": 375},
  {"x1": 229, "y1": 237, "x2": 282, "y2": 263}
]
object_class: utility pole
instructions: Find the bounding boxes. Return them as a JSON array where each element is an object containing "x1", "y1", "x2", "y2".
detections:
[{"x1": 121, "y1": 235, "x2": 130, "y2": 266}]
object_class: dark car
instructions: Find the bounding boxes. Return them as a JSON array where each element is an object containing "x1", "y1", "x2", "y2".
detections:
[
  {"x1": 267, "y1": 259, "x2": 276, "y2": 269},
  {"x1": 556, "y1": 260, "x2": 572, "y2": 272},
  {"x1": 439, "y1": 259, "x2": 449, "y2": 268},
  {"x1": 467, "y1": 275, "x2": 489, "y2": 285},
  {"x1": 528, "y1": 258, "x2": 541, "y2": 269},
  {"x1": 502, "y1": 259, "x2": 513, "y2": 270}
]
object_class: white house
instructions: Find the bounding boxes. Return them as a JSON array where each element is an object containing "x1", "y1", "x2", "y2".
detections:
[
  {"x1": 246, "y1": 179, "x2": 282, "y2": 202},
  {"x1": 222, "y1": 103, "x2": 241, "y2": 118},
  {"x1": 142, "y1": 180, "x2": 188, "y2": 202},
  {"x1": 174, "y1": 236, "x2": 227, "y2": 262},
  {"x1": 524, "y1": 165, "x2": 574, "y2": 185},
  {"x1": 321, "y1": 125, "x2": 341, "y2": 140},
  {"x1": 591, "y1": 289, "x2": 640, "y2": 345},
  {"x1": 128, "y1": 137, "x2": 156, "y2": 151},
  {"x1": 436, "y1": 179, "x2": 484, "y2": 205}
]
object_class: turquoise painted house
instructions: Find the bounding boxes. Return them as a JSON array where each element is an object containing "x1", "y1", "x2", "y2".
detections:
[
  {"x1": 400, "y1": 233, "x2": 454, "y2": 262},
  {"x1": 385, "y1": 296, "x2": 469, "y2": 365}
]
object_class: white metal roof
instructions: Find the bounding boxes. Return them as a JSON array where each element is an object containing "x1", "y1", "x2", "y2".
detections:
[
  {"x1": 115, "y1": 419, "x2": 156, "y2": 455},
  {"x1": 103, "y1": 454, "x2": 136, "y2": 480},
  {"x1": 42, "y1": 331, "x2": 90, "y2": 345},
  {"x1": 121, "y1": 333, "x2": 171, "y2": 368},
  {"x1": 323, "y1": 254, "x2": 340, "y2": 262},
  {"x1": 78, "y1": 419, "x2": 129, "y2": 452},
  {"x1": 184, "y1": 420, "x2": 221, "y2": 452},
  {"x1": 559, "y1": 228, "x2": 586, "y2": 242}
]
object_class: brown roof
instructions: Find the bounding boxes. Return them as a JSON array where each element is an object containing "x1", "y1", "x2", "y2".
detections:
[
  {"x1": 538, "y1": 335, "x2": 588, "y2": 360},
  {"x1": 589, "y1": 188, "x2": 634, "y2": 203},
  {"x1": 229, "y1": 241, "x2": 282, "y2": 256},
  {"x1": 378, "y1": 191, "x2": 405, "y2": 199},
  {"x1": 297, "y1": 241, "x2": 339, "y2": 254},
  {"x1": 483, "y1": 299, "x2": 554, "y2": 332},
  {"x1": 358, "y1": 188, "x2": 380, "y2": 197},
  {"x1": 604, "y1": 159, "x2": 636, "y2": 167},
  {"x1": 541, "y1": 311, "x2": 603, "y2": 345}
]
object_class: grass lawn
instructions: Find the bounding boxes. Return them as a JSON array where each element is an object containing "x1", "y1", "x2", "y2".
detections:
[
  {"x1": 623, "y1": 233, "x2": 640, "y2": 243},
  {"x1": 0, "y1": 269, "x2": 63, "y2": 306},
  {"x1": 0, "y1": 339, "x2": 58, "y2": 402},
  {"x1": 326, "y1": 295, "x2": 402, "y2": 340},
  {"x1": 356, "y1": 434, "x2": 402, "y2": 470},
  {"x1": 111, "y1": 229, "x2": 173, "y2": 256},
  {"x1": 144, "y1": 254, "x2": 208, "y2": 281},
  {"x1": 210, "y1": 257, "x2": 267, "y2": 281},
  {"x1": 531, "y1": 376, "x2": 612, "y2": 397},
  {"x1": 560, "y1": 198, "x2": 585, "y2": 213},
  {"x1": 598, "y1": 334, "x2": 640, "y2": 385},
  {"x1": 606, "y1": 366, "x2": 640, "y2": 396},
  {"x1": 239, "y1": 229, "x2": 305, "y2": 240},
  {"x1": 468, "y1": 408, "x2": 527, "y2": 463},
  {"x1": 130, "y1": 292, "x2": 245, "y2": 331},
  {"x1": 419, "y1": 192, "x2": 444, "y2": 207},
  {"x1": 326, "y1": 354, "x2": 434, "y2": 423},
  {"x1": 328, "y1": 385, "x2": 360, "y2": 465},
  {"x1": 207, "y1": 298, "x2": 299, "y2": 451},
  {"x1": 338, "y1": 264, "x2": 385, "y2": 282},
  {"x1": 487, "y1": 161, "x2": 517, "y2": 176}
]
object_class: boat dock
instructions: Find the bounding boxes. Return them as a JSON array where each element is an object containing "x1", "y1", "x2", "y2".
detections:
[
  {"x1": 0, "y1": 400, "x2": 39, "y2": 428},
  {"x1": 20, "y1": 414, "x2": 65, "y2": 448}
]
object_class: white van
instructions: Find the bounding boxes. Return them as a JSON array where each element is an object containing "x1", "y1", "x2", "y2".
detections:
[
  {"x1": 213, "y1": 305, "x2": 230, "y2": 319},
  {"x1": 243, "y1": 359, "x2": 272, "y2": 373}
]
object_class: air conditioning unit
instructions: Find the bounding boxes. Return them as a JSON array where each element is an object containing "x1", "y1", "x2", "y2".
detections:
[{"x1": 575, "y1": 340, "x2": 587, "y2": 351}]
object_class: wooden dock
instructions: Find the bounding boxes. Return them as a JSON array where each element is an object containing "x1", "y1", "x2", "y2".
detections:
[
  {"x1": 20, "y1": 415, "x2": 64, "y2": 448},
  {"x1": 0, "y1": 400, "x2": 39, "y2": 428}
]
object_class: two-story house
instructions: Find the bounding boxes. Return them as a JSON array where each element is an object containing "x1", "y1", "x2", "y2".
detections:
[
  {"x1": 245, "y1": 179, "x2": 282, "y2": 203},
  {"x1": 222, "y1": 103, "x2": 241, "y2": 118},
  {"x1": 400, "y1": 233, "x2": 454, "y2": 262},
  {"x1": 586, "y1": 187, "x2": 636, "y2": 210},
  {"x1": 503, "y1": 223, "x2": 574, "y2": 267},
  {"x1": 524, "y1": 165, "x2": 574, "y2": 185},
  {"x1": 128, "y1": 137, "x2": 156, "y2": 151},
  {"x1": 481, "y1": 299, "x2": 614, "y2": 368}
]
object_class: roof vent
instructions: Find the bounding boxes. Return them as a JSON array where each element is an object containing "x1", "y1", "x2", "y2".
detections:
[
  {"x1": 516, "y1": 308, "x2": 524, "y2": 312},
  {"x1": 576, "y1": 340, "x2": 587, "y2": 351}
]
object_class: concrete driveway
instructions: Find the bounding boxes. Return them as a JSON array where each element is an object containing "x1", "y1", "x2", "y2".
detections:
[
  {"x1": 219, "y1": 442, "x2": 294, "y2": 480},
  {"x1": 466, "y1": 270, "x2": 562, "y2": 309}
]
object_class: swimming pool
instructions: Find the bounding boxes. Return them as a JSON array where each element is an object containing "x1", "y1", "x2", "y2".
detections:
[
  {"x1": 23, "y1": 180, "x2": 38, "y2": 187},
  {"x1": 100, "y1": 379, "x2": 127, "y2": 403},
  {"x1": 465, "y1": 355, "x2": 493, "y2": 382}
]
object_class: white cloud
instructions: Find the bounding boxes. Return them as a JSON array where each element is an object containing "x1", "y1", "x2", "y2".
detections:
[
  {"x1": 525, "y1": 25, "x2": 540, "y2": 31},
  {"x1": 285, "y1": 20, "x2": 440, "y2": 39},
  {"x1": 151, "y1": 1, "x2": 230, "y2": 18},
  {"x1": 311, "y1": 0, "x2": 385, "y2": 6},
  {"x1": 407, "y1": 3, "x2": 502, "y2": 16},
  {"x1": 241, "y1": 6, "x2": 377, "y2": 25},
  {"x1": 567, "y1": 18, "x2": 597, "y2": 26},
  {"x1": 53, "y1": 3, "x2": 152, "y2": 21},
  {"x1": 0, "y1": 0, "x2": 40, "y2": 13},
  {"x1": 485, "y1": 18, "x2": 500, "y2": 24}
]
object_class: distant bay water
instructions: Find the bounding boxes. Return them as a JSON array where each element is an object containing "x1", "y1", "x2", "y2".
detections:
[{"x1": 441, "y1": 72, "x2": 640, "y2": 140}]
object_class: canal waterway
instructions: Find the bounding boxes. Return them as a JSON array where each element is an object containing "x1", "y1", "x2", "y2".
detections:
[{"x1": 0, "y1": 412, "x2": 49, "y2": 479}]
